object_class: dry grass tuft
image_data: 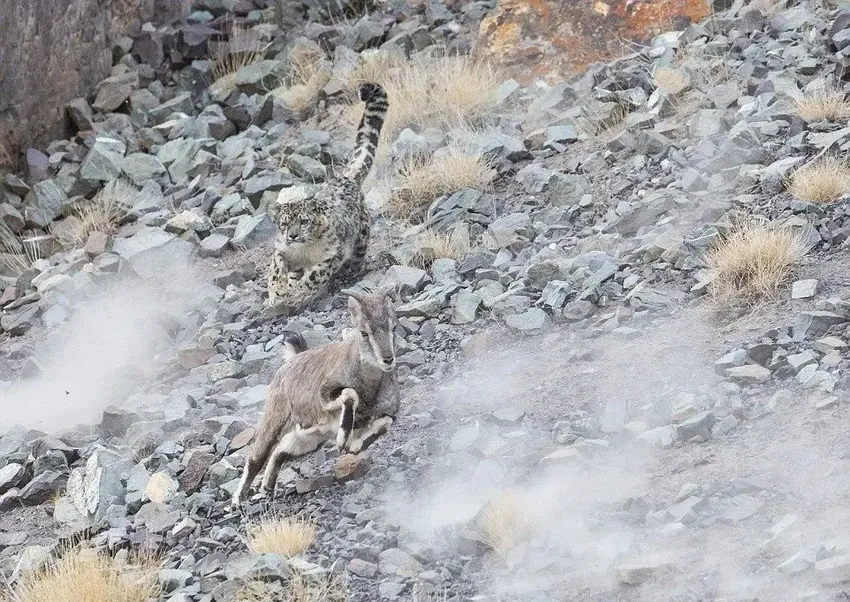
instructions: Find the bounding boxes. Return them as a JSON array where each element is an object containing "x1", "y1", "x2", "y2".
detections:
[
  {"x1": 344, "y1": 48, "x2": 404, "y2": 92},
  {"x1": 480, "y1": 490, "x2": 535, "y2": 557},
  {"x1": 345, "y1": 52, "x2": 501, "y2": 146},
  {"x1": 707, "y1": 218, "x2": 806, "y2": 303},
  {"x1": 0, "y1": 234, "x2": 43, "y2": 277},
  {"x1": 247, "y1": 515, "x2": 317, "y2": 557},
  {"x1": 391, "y1": 153, "x2": 495, "y2": 222},
  {"x1": 209, "y1": 23, "x2": 269, "y2": 97},
  {"x1": 793, "y1": 87, "x2": 850, "y2": 123},
  {"x1": 272, "y1": 44, "x2": 331, "y2": 116},
  {"x1": 653, "y1": 67, "x2": 690, "y2": 95},
  {"x1": 638, "y1": 39, "x2": 740, "y2": 128},
  {"x1": 410, "y1": 588, "x2": 448, "y2": 602},
  {"x1": 0, "y1": 142, "x2": 13, "y2": 169},
  {"x1": 5, "y1": 548, "x2": 159, "y2": 602},
  {"x1": 786, "y1": 156, "x2": 850, "y2": 203},
  {"x1": 744, "y1": 0, "x2": 793, "y2": 16},
  {"x1": 412, "y1": 227, "x2": 474, "y2": 268},
  {"x1": 236, "y1": 573, "x2": 347, "y2": 602},
  {"x1": 576, "y1": 102, "x2": 630, "y2": 149},
  {"x1": 57, "y1": 180, "x2": 134, "y2": 248}
]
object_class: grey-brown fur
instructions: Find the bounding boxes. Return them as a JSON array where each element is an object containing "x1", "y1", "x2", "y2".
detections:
[
  {"x1": 232, "y1": 285, "x2": 401, "y2": 507},
  {"x1": 265, "y1": 83, "x2": 388, "y2": 315}
]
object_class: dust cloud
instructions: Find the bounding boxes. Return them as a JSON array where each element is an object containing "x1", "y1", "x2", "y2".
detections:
[
  {"x1": 381, "y1": 312, "x2": 850, "y2": 601},
  {"x1": 0, "y1": 259, "x2": 216, "y2": 434}
]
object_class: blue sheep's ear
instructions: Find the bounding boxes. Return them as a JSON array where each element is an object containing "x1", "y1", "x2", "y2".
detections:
[
  {"x1": 341, "y1": 288, "x2": 364, "y2": 302},
  {"x1": 342, "y1": 289, "x2": 365, "y2": 312},
  {"x1": 376, "y1": 283, "x2": 397, "y2": 302}
]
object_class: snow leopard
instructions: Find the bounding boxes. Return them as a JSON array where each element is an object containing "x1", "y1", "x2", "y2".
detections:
[{"x1": 265, "y1": 82, "x2": 388, "y2": 315}]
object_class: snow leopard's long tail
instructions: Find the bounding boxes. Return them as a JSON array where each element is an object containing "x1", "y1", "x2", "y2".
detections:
[{"x1": 342, "y1": 82, "x2": 389, "y2": 185}]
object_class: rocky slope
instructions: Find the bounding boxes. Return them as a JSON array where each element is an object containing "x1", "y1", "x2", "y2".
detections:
[
  {"x1": 2, "y1": 0, "x2": 850, "y2": 601},
  {"x1": 0, "y1": 0, "x2": 187, "y2": 159}
]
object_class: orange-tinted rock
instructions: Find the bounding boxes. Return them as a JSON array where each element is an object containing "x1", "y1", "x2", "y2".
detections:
[
  {"x1": 230, "y1": 427, "x2": 255, "y2": 451},
  {"x1": 478, "y1": 0, "x2": 712, "y2": 84},
  {"x1": 334, "y1": 453, "x2": 371, "y2": 482}
]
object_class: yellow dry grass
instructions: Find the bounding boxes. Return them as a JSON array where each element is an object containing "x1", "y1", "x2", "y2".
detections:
[
  {"x1": 272, "y1": 44, "x2": 331, "y2": 115},
  {"x1": 391, "y1": 153, "x2": 495, "y2": 222},
  {"x1": 58, "y1": 180, "x2": 133, "y2": 248},
  {"x1": 793, "y1": 87, "x2": 850, "y2": 123},
  {"x1": 209, "y1": 23, "x2": 269, "y2": 97},
  {"x1": 4, "y1": 549, "x2": 159, "y2": 602},
  {"x1": 345, "y1": 51, "x2": 501, "y2": 146},
  {"x1": 412, "y1": 227, "x2": 474, "y2": 268},
  {"x1": 236, "y1": 573, "x2": 347, "y2": 602},
  {"x1": 247, "y1": 515, "x2": 317, "y2": 557},
  {"x1": 744, "y1": 0, "x2": 792, "y2": 16},
  {"x1": 344, "y1": 47, "x2": 403, "y2": 92},
  {"x1": 480, "y1": 490, "x2": 535, "y2": 557},
  {"x1": 641, "y1": 39, "x2": 739, "y2": 127},
  {"x1": 786, "y1": 156, "x2": 850, "y2": 203},
  {"x1": 707, "y1": 218, "x2": 806, "y2": 303},
  {"x1": 653, "y1": 67, "x2": 690, "y2": 95}
]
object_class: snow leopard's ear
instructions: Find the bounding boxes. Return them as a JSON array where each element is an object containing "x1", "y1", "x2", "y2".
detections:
[{"x1": 267, "y1": 200, "x2": 282, "y2": 220}]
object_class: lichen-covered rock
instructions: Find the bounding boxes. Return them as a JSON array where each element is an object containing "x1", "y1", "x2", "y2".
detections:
[{"x1": 478, "y1": 0, "x2": 712, "y2": 83}]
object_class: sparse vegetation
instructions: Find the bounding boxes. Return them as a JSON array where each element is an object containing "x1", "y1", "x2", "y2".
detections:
[
  {"x1": 0, "y1": 141, "x2": 13, "y2": 169},
  {"x1": 0, "y1": 233, "x2": 42, "y2": 276},
  {"x1": 343, "y1": 47, "x2": 403, "y2": 93},
  {"x1": 345, "y1": 52, "x2": 501, "y2": 146},
  {"x1": 480, "y1": 490, "x2": 535, "y2": 557},
  {"x1": 638, "y1": 39, "x2": 739, "y2": 127},
  {"x1": 793, "y1": 87, "x2": 850, "y2": 123},
  {"x1": 786, "y1": 156, "x2": 850, "y2": 203},
  {"x1": 743, "y1": 0, "x2": 791, "y2": 16},
  {"x1": 236, "y1": 572, "x2": 347, "y2": 602},
  {"x1": 576, "y1": 101, "x2": 630, "y2": 148},
  {"x1": 56, "y1": 180, "x2": 134, "y2": 248},
  {"x1": 272, "y1": 43, "x2": 331, "y2": 116},
  {"x1": 652, "y1": 67, "x2": 690, "y2": 95},
  {"x1": 4, "y1": 548, "x2": 159, "y2": 602},
  {"x1": 247, "y1": 515, "x2": 317, "y2": 557},
  {"x1": 672, "y1": 33, "x2": 736, "y2": 89},
  {"x1": 209, "y1": 22, "x2": 269, "y2": 97},
  {"x1": 410, "y1": 588, "x2": 448, "y2": 602},
  {"x1": 391, "y1": 153, "x2": 495, "y2": 222},
  {"x1": 707, "y1": 218, "x2": 806, "y2": 303},
  {"x1": 412, "y1": 227, "x2": 474, "y2": 268}
]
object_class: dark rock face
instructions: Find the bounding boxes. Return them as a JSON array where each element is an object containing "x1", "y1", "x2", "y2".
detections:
[{"x1": 0, "y1": 0, "x2": 187, "y2": 160}]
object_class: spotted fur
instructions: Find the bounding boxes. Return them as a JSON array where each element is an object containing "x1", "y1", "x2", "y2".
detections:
[{"x1": 266, "y1": 83, "x2": 388, "y2": 315}]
